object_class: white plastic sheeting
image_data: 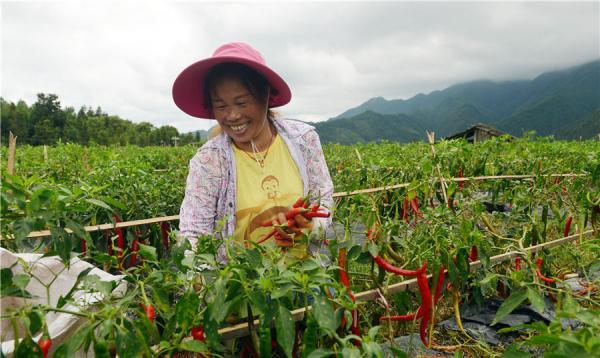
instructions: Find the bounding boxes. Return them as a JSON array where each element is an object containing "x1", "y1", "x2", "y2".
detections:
[{"x1": 1, "y1": 248, "x2": 127, "y2": 357}]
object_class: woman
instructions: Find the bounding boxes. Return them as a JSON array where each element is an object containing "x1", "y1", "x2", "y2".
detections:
[{"x1": 172, "y1": 42, "x2": 333, "y2": 263}]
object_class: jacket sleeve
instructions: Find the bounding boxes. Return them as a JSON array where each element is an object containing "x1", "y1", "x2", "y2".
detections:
[
  {"x1": 178, "y1": 147, "x2": 222, "y2": 249},
  {"x1": 302, "y1": 129, "x2": 334, "y2": 235}
]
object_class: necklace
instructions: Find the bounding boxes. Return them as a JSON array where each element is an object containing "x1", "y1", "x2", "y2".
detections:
[{"x1": 243, "y1": 131, "x2": 275, "y2": 168}]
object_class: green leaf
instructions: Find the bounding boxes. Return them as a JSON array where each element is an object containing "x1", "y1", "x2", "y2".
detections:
[
  {"x1": 138, "y1": 243, "x2": 157, "y2": 261},
  {"x1": 93, "y1": 339, "x2": 110, "y2": 358},
  {"x1": 501, "y1": 344, "x2": 531, "y2": 357},
  {"x1": 100, "y1": 196, "x2": 127, "y2": 211},
  {"x1": 116, "y1": 325, "x2": 144, "y2": 357},
  {"x1": 13, "y1": 273, "x2": 31, "y2": 290},
  {"x1": 526, "y1": 334, "x2": 563, "y2": 345},
  {"x1": 180, "y1": 339, "x2": 208, "y2": 353},
  {"x1": 492, "y1": 289, "x2": 528, "y2": 326},
  {"x1": 306, "y1": 348, "x2": 334, "y2": 358},
  {"x1": 341, "y1": 347, "x2": 361, "y2": 357},
  {"x1": 299, "y1": 259, "x2": 320, "y2": 272},
  {"x1": 275, "y1": 305, "x2": 295, "y2": 358},
  {"x1": 85, "y1": 198, "x2": 113, "y2": 211},
  {"x1": 526, "y1": 287, "x2": 545, "y2": 314},
  {"x1": 1, "y1": 268, "x2": 13, "y2": 291},
  {"x1": 64, "y1": 322, "x2": 93, "y2": 355},
  {"x1": 57, "y1": 268, "x2": 92, "y2": 308},
  {"x1": 150, "y1": 285, "x2": 171, "y2": 314},
  {"x1": 176, "y1": 290, "x2": 199, "y2": 331},
  {"x1": 302, "y1": 315, "x2": 319, "y2": 357},
  {"x1": 312, "y1": 294, "x2": 337, "y2": 331},
  {"x1": 14, "y1": 336, "x2": 43, "y2": 357},
  {"x1": 259, "y1": 303, "x2": 275, "y2": 358},
  {"x1": 27, "y1": 311, "x2": 43, "y2": 336}
]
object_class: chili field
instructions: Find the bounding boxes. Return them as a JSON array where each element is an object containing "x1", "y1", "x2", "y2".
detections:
[{"x1": 1, "y1": 136, "x2": 599, "y2": 357}]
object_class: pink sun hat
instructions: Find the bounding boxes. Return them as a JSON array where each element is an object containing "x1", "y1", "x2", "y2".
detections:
[{"x1": 172, "y1": 42, "x2": 292, "y2": 119}]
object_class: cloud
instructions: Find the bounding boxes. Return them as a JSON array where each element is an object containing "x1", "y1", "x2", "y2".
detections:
[{"x1": 2, "y1": 1, "x2": 598, "y2": 132}]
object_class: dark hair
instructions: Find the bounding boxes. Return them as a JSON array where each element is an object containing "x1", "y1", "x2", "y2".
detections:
[{"x1": 204, "y1": 63, "x2": 276, "y2": 120}]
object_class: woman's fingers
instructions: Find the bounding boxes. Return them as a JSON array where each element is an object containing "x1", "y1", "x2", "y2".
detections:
[
  {"x1": 294, "y1": 214, "x2": 313, "y2": 230},
  {"x1": 274, "y1": 232, "x2": 294, "y2": 247}
]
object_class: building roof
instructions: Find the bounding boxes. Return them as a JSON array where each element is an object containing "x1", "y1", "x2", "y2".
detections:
[{"x1": 445, "y1": 123, "x2": 509, "y2": 140}]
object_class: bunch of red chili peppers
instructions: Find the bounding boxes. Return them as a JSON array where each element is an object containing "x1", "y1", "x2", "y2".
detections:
[{"x1": 257, "y1": 196, "x2": 331, "y2": 246}]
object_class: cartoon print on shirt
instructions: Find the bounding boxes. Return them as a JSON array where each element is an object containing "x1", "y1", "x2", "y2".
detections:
[
  {"x1": 261, "y1": 175, "x2": 279, "y2": 199},
  {"x1": 234, "y1": 174, "x2": 299, "y2": 245}
]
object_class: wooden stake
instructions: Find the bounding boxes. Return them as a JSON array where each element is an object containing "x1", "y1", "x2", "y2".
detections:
[
  {"x1": 426, "y1": 131, "x2": 448, "y2": 205},
  {"x1": 7, "y1": 132, "x2": 17, "y2": 175}
]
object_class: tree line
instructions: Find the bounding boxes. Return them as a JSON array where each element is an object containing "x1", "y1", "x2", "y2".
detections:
[{"x1": 1, "y1": 94, "x2": 201, "y2": 146}]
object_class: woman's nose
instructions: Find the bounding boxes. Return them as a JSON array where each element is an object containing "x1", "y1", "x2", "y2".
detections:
[{"x1": 225, "y1": 108, "x2": 242, "y2": 121}]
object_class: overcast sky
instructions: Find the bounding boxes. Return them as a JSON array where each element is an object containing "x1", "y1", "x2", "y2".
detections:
[{"x1": 2, "y1": 1, "x2": 599, "y2": 133}]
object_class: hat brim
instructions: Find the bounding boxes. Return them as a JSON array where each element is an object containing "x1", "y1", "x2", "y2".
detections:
[{"x1": 172, "y1": 56, "x2": 292, "y2": 119}]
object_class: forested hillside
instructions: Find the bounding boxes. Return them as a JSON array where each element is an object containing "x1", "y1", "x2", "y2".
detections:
[
  {"x1": 0, "y1": 94, "x2": 206, "y2": 146},
  {"x1": 317, "y1": 59, "x2": 599, "y2": 143}
]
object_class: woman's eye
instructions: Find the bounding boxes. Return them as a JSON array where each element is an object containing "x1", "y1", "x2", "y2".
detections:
[
  {"x1": 215, "y1": 105, "x2": 226, "y2": 111},
  {"x1": 236, "y1": 102, "x2": 247, "y2": 107}
]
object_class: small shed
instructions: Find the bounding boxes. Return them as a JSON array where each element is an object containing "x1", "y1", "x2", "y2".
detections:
[{"x1": 445, "y1": 123, "x2": 509, "y2": 143}]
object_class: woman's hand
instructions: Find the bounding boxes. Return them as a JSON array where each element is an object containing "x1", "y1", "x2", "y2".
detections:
[{"x1": 271, "y1": 211, "x2": 313, "y2": 248}]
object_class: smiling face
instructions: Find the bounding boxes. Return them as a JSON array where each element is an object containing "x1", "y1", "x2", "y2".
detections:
[{"x1": 211, "y1": 76, "x2": 270, "y2": 148}]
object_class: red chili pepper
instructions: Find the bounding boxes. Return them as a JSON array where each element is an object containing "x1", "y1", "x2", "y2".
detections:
[
  {"x1": 310, "y1": 203, "x2": 320, "y2": 212},
  {"x1": 402, "y1": 197, "x2": 409, "y2": 222},
  {"x1": 410, "y1": 198, "x2": 422, "y2": 219},
  {"x1": 160, "y1": 222, "x2": 170, "y2": 250},
  {"x1": 285, "y1": 207, "x2": 305, "y2": 220},
  {"x1": 458, "y1": 168, "x2": 464, "y2": 189},
  {"x1": 515, "y1": 257, "x2": 522, "y2": 271},
  {"x1": 38, "y1": 337, "x2": 52, "y2": 358},
  {"x1": 292, "y1": 197, "x2": 305, "y2": 208},
  {"x1": 373, "y1": 256, "x2": 427, "y2": 277},
  {"x1": 469, "y1": 246, "x2": 478, "y2": 262},
  {"x1": 535, "y1": 258, "x2": 556, "y2": 284},
  {"x1": 129, "y1": 231, "x2": 140, "y2": 267},
  {"x1": 380, "y1": 312, "x2": 418, "y2": 322},
  {"x1": 144, "y1": 304, "x2": 155, "y2": 323},
  {"x1": 416, "y1": 271, "x2": 432, "y2": 347},
  {"x1": 81, "y1": 238, "x2": 87, "y2": 255},
  {"x1": 113, "y1": 214, "x2": 124, "y2": 261},
  {"x1": 191, "y1": 326, "x2": 206, "y2": 342},
  {"x1": 564, "y1": 216, "x2": 572, "y2": 237},
  {"x1": 256, "y1": 229, "x2": 277, "y2": 244},
  {"x1": 367, "y1": 224, "x2": 380, "y2": 241},
  {"x1": 304, "y1": 211, "x2": 331, "y2": 219}
]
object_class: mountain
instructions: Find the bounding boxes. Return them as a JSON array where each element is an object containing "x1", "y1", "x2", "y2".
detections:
[
  {"x1": 316, "y1": 59, "x2": 600, "y2": 142},
  {"x1": 315, "y1": 111, "x2": 426, "y2": 144}
]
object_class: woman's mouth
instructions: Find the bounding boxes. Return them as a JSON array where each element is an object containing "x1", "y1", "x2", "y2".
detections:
[{"x1": 229, "y1": 123, "x2": 249, "y2": 133}]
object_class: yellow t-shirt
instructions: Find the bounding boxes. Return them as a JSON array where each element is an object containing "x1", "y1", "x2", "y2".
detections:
[{"x1": 232, "y1": 134, "x2": 307, "y2": 261}]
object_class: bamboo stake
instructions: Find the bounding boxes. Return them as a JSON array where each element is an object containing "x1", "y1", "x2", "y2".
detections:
[
  {"x1": 426, "y1": 131, "x2": 448, "y2": 205},
  {"x1": 7, "y1": 132, "x2": 17, "y2": 175},
  {"x1": 25, "y1": 215, "x2": 180, "y2": 238}
]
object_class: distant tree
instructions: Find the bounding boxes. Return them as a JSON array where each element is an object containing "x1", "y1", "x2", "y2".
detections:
[{"x1": 29, "y1": 93, "x2": 65, "y2": 144}]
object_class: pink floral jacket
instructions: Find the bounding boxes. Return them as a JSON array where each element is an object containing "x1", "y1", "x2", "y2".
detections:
[{"x1": 179, "y1": 118, "x2": 334, "y2": 262}]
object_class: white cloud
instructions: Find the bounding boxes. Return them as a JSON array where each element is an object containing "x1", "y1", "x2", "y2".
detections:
[{"x1": 2, "y1": 1, "x2": 598, "y2": 131}]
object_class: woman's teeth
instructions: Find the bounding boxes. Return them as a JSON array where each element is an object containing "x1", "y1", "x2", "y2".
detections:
[{"x1": 230, "y1": 123, "x2": 248, "y2": 132}]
